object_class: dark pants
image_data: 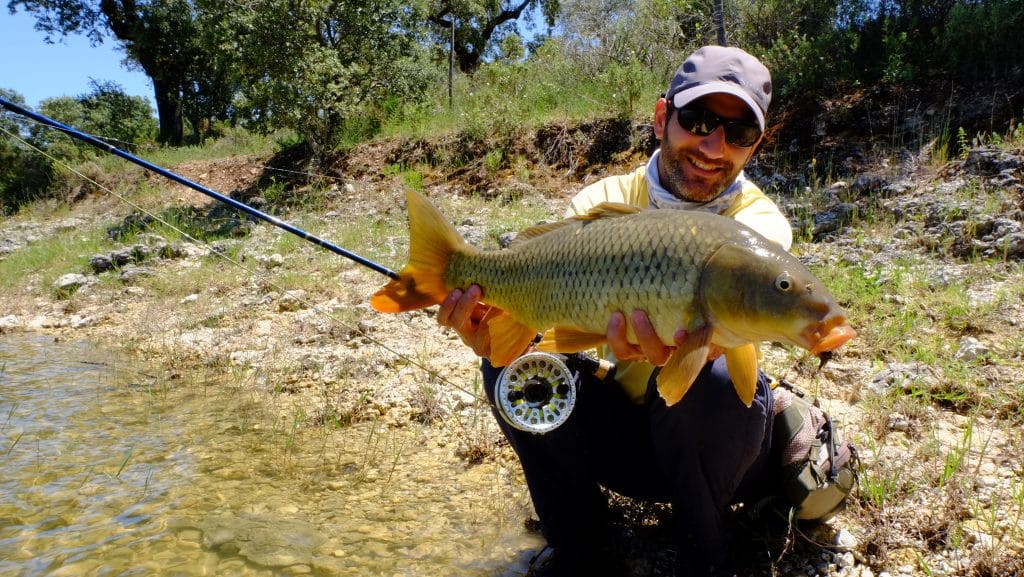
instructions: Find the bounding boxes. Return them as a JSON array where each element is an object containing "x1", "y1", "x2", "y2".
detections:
[{"x1": 481, "y1": 355, "x2": 773, "y2": 573}]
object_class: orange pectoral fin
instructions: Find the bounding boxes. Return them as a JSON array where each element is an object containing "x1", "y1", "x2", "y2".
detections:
[
  {"x1": 656, "y1": 325, "x2": 712, "y2": 406},
  {"x1": 487, "y1": 313, "x2": 542, "y2": 367},
  {"x1": 535, "y1": 326, "x2": 608, "y2": 354},
  {"x1": 724, "y1": 343, "x2": 759, "y2": 408}
]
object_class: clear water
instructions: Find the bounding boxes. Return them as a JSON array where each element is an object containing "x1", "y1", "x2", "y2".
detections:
[{"x1": 0, "y1": 335, "x2": 540, "y2": 576}]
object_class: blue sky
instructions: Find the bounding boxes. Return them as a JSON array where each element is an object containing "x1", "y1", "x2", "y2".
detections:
[{"x1": 1, "y1": 9, "x2": 155, "y2": 109}]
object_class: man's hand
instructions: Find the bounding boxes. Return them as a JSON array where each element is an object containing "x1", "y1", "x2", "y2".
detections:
[
  {"x1": 437, "y1": 285, "x2": 502, "y2": 359},
  {"x1": 606, "y1": 310, "x2": 723, "y2": 364}
]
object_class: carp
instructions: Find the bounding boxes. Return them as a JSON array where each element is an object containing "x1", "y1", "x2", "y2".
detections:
[{"x1": 371, "y1": 189, "x2": 855, "y2": 407}]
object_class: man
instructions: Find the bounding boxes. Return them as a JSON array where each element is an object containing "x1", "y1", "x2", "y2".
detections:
[{"x1": 438, "y1": 46, "x2": 791, "y2": 577}]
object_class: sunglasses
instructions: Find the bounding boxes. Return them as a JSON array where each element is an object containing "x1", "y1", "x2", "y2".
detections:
[{"x1": 673, "y1": 106, "x2": 762, "y2": 148}]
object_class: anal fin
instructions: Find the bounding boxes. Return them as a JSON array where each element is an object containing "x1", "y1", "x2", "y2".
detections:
[{"x1": 724, "y1": 343, "x2": 759, "y2": 407}]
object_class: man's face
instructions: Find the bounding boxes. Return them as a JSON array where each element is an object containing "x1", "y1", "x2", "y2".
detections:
[{"x1": 653, "y1": 93, "x2": 762, "y2": 203}]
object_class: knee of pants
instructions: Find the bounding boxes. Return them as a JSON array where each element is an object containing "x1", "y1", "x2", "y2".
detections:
[{"x1": 644, "y1": 357, "x2": 772, "y2": 482}]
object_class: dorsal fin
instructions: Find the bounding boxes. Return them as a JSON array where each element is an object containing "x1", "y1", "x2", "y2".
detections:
[
  {"x1": 510, "y1": 202, "x2": 644, "y2": 246},
  {"x1": 511, "y1": 220, "x2": 576, "y2": 245},
  {"x1": 580, "y1": 202, "x2": 643, "y2": 219}
]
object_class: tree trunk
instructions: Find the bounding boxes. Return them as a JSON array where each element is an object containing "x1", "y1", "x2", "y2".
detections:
[
  {"x1": 431, "y1": 0, "x2": 533, "y2": 75},
  {"x1": 152, "y1": 79, "x2": 184, "y2": 146},
  {"x1": 100, "y1": 0, "x2": 184, "y2": 145},
  {"x1": 715, "y1": 0, "x2": 727, "y2": 46}
]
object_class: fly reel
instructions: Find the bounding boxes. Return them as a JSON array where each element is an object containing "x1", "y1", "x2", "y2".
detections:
[{"x1": 495, "y1": 352, "x2": 578, "y2": 434}]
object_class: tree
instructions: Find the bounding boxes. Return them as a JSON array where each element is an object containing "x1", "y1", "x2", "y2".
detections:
[
  {"x1": 732, "y1": 0, "x2": 839, "y2": 49},
  {"x1": 428, "y1": 0, "x2": 560, "y2": 74},
  {"x1": 231, "y1": 0, "x2": 434, "y2": 166},
  {"x1": 558, "y1": 0, "x2": 702, "y2": 73},
  {"x1": 9, "y1": 0, "x2": 237, "y2": 146},
  {"x1": 30, "y1": 83, "x2": 153, "y2": 168},
  {"x1": 78, "y1": 80, "x2": 157, "y2": 148},
  {"x1": 0, "y1": 89, "x2": 55, "y2": 213}
]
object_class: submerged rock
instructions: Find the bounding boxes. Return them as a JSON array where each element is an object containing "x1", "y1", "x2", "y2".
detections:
[{"x1": 200, "y1": 512, "x2": 326, "y2": 569}]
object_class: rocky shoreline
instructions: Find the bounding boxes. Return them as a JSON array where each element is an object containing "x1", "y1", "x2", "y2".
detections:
[{"x1": 1, "y1": 141, "x2": 1022, "y2": 576}]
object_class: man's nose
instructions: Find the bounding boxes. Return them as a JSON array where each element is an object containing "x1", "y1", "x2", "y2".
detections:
[{"x1": 698, "y1": 125, "x2": 727, "y2": 158}]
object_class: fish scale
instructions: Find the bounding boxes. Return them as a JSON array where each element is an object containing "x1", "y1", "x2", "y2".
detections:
[{"x1": 444, "y1": 210, "x2": 720, "y2": 344}]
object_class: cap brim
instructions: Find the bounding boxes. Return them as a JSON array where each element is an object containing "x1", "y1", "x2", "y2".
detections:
[{"x1": 671, "y1": 83, "x2": 765, "y2": 131}]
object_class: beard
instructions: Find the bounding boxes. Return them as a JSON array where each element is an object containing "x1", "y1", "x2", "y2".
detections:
[{"x1": 658, "y1": 129, "x2": 742, "y2": 202}]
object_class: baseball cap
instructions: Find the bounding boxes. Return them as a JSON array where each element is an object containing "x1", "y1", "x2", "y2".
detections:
[{"x1": 666, "y1": 46, "x2": 772, "y2": 131}]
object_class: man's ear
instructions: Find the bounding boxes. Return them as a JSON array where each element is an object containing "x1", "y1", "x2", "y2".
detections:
[{"x1": 653, "y1": 98, "x2": 669, "y2": 141}]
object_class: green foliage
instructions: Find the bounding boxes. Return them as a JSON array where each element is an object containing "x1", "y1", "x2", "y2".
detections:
[
  {"x1": 757, "y1": 31, "x2": 838, "y2": 98},
  {"x1": 7, "y1": 0, "x2": 1024, "y2": 205},
  {"x1": 956, "y1": 127, "x2": 970, "y2": 159},
  {"x1": 377, "y1": 34, "x2": 665, "y2": 143},
  {"x1": 33, "y1": 82, "x2": 156, "y2": 163},
  {"x1": 0, "y1": 89, "x2": 55, "y2": 213},
  {"x1": 733, "y1": 0, "x2": 839, "y2": 48},
  {"x1": 81, "y1": 81, "x2": 158, "y2": 147},
  {"x1": 859, "y1": 462, "x2": 906, "y2": 508},
  {"x1": 938, "y1": 0, "x2": 1024, "y2": 80},
  {"x1": 262, "y1": 178, "x2": 287, "y2": 206},
  {"x1": 0, "y1": 225, "x2": 107, "y2": 293},
  {"x1": 497, "y1": 33, "x2": 526, "y2": 63},
  {"x1": 36, "y1": 97, "x2": 92, "y2": 161},
  {"x1": 383, "y1": 163, "x2": 426, "y2": 191},
  {"x1": 232, "y1": 0, "x2": 434, "y2": 166},
  {"x1": 0, "y1": 83, "x2": 156, "y2": 214},
  {"x1": 559, "y1": 0, "x2": 694, "y2": 77},
  {"x1": 598, "y1": 60, "x2": 655, "y2": 119},
  {"x1": 881, "y1": 28, "x2": 913, "y2": 83}
]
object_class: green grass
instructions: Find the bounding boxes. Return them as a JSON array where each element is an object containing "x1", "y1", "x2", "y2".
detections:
[
  {"x1": 143, "y1": 127, "x2": 293, "y2": 167},
  {"x1": 375, "y1": 54, "x2": 664, "y2": 142},
  {"x1": 0, "y1": 227, "x2": 109, "y2": 294}
]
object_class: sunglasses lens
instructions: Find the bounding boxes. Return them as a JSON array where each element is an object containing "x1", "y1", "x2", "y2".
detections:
[
  {"x1": 675, "y1": 108, "x2": 712, "y2": 136},
  {"x1": 675, "y1": 107, "x2": 760, "y2": 147},
  {"x1": 725, "y1": 124, "x2": 761, "y2": 147}
]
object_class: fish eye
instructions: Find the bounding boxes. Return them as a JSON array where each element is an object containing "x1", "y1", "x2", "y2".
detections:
[{"x1": 774, "y1": 273, "x2": 793, "y2": 292}]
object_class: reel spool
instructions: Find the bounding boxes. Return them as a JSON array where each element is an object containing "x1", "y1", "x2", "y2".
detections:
[{"x1": 495, "y1": 352, "x2": 578, "y2": 434}]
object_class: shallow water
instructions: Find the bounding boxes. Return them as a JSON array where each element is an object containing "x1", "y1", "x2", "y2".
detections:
[{"x1": 0, "y1": 335, "x2": 540, "y2": 576}]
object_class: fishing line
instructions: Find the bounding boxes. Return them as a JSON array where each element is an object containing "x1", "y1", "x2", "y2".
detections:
[
  {"x1": 255, "y1": 163, "x2": 347, "y2": 183},
  {"x1": 0, "y1": 110, "x2": 490, "y2": 415}
]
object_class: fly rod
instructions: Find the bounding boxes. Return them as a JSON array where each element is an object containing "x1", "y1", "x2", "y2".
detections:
[{"x1": 0, "y1": 96, "x2": 399, "y2": 280}]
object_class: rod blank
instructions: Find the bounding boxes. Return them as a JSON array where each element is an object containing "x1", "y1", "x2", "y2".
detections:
[{"x1": 0, "y1": 96, "x2": 399, "y2": 280}]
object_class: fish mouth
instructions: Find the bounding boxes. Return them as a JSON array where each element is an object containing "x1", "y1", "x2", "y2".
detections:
[{"x1": 805, "y1": 316, "x2": 857, "y2": 355}]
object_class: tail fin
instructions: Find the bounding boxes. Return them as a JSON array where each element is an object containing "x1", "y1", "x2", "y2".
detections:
[{"x1": 370, "y1": 190, "x2": 468, "y2": 312}]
